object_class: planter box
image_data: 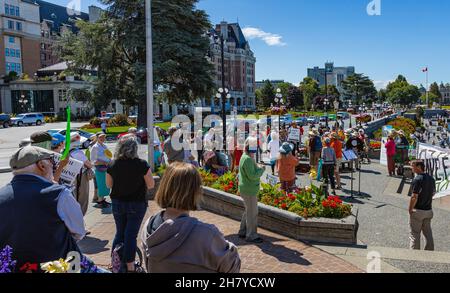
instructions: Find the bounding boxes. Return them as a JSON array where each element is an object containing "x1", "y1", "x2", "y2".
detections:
[
  {"x1": 202, "y1": 187, "x2": 359, "y2": 245},
  {"x1": 149, "y1": 177, "x2": 359, "y2": 245},
  {"x1": 369, "y1": 149, "x2": 381, "y2": 160}
]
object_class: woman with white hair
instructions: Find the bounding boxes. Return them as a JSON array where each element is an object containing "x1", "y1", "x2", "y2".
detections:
[
  {"x1": 238, "y1": 137, "x2": 265, "y2": 243},
  {"x1": 267, "y1": 131, "x2": 280, "y2": 175}
]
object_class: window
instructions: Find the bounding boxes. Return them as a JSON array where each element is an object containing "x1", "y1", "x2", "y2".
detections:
[
  {"x1": 5, "y1": 48, "x2": 9, "y2": 57},
  {"x1": 15, "y1": 6, "x2": 19, "y2": 17},
  {"x1": 5, "y1": 4, "x2": 9, "y2": 15},
  {"x1": 6, "y1": 63, "x2": 10, "y2": 72},
  {"x1": 17, "y1": 64, "x2": 21, "y2": 74},
  {"x1": 8, "y1": 20, "x2": 14, "y2": 30},
  {"x1": 10, "y1": 49, "x2": 15, "y2": 57},
  {"x1": 16, "y1": 49, "x2": 20, "y2": 58},
  {"x1": 16, "y1": 22, "x2": 22, "y2": 31},
  {"x1": 9, "y1": 36, "x2": 15, "y2": 43},
  {"x1": 11, "y1": 63, "x2": 16, "y2": 72}
]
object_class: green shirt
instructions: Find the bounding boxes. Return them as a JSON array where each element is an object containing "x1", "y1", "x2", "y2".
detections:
[{"x1": 238, "y1": 153, "x2": 265, "y2": 196}]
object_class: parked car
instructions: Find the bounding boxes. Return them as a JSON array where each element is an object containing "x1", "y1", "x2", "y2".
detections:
[
  {"x1": 293, "y1": 117, "x2": 307, "y2": 126},
  {"x1": 307, "y1": 117, "x2": 319, "y2": 124},
  {"x1": 47, "y1": 129, "x2": 94, "y2": 149},
  {"x1": 11, "y1": 113, "x2": 45, "y2": 127},
  {"x1": 355, "y1": 114, "x2": 372, "y2": 124},
  {"x1": 347, "y1": 108, "x2": 356, "y2": 114},
  {"x1": 117, "y1": 127, "x2": 163, "y2": 145},
  {"x1": 99, "y1": 113, "x2": 117, "y2": 121},
  {"x1": 0, "y1": 114, "x2": 11, "y2": 128},
  {"x1": 337, "y1": 112, "x2": 350, "y2": 120}
]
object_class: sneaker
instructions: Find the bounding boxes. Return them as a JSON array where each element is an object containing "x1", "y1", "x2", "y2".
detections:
[{"x1": 246, "y1": 237, "x2": 263, "y2": 244}]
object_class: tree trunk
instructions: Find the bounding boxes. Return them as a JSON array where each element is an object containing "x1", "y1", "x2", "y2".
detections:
[{"x1": 138, "y1": 97, "x2": 147, "y2": 128}]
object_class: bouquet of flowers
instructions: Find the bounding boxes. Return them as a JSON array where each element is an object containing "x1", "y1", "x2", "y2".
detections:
[{"x1": 0, "y1": 246, "x2": 17, "y2": 273}]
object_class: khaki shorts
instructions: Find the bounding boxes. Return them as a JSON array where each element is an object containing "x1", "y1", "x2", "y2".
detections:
[{"x1": 335, "y1": 158, "x2": 342, "y2": 172}]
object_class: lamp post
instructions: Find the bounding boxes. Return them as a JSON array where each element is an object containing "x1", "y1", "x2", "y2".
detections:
[
  {"x1": 19, "y1": 94, "x2": 28, "y2": 113},
  {"x1": 349, "y1": 100, "x2": 353, "y2": 128},
  {"x1": 275, "y1": 88, "x2": 284, "y2": 132},
  {"x1": 216, "y1": 88, "x2": 231, "y2": 152},
  {"x1": 324, "y1": 97, "x2": 330, "y2": 128}
]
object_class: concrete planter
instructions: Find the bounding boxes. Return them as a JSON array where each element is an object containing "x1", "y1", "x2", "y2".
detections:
[
  {"x1": 369, "y1": 149, "x2": 381, "y2": 160},
  {"x1": 202, "y1": 187, "x2": 359, "y2": 245},
  {"x1": 149, "y1": 176, "x2": 359, "y2": 245}
]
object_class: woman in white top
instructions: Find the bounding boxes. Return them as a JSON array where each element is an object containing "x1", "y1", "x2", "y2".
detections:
[
  {"x1": 267, "y1": 132, "x2": 280, "y2": 175},
  {"x1": 90, "y1": 132, "x2": 112, "y2": 208}
]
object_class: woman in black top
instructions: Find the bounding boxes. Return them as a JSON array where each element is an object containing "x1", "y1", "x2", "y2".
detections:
[{"x1": 106, "y1": 134, "x2": 155, "y2": 273}]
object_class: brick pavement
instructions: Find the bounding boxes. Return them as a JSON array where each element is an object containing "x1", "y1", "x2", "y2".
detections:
[{"x1": 79, "y1": 201, "x2": 362, "y2": 273}]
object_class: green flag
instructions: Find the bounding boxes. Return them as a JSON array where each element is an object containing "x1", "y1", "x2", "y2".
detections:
[{"x1": 61, "y1": 106, "x2": 71, "y2": 160}]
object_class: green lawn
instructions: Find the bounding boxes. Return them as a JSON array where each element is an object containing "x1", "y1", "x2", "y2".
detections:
[{"x1": 81, "y1": 122, "x2": 172, "y2": 135}]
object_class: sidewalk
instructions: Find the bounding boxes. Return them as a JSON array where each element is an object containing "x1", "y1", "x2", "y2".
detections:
[{"x1": 79, "y1": 200, "x2": 363, "y2": 273}]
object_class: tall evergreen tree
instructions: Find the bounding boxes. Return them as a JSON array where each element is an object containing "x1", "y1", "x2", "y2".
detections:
[
  {"x1": 299, "y1": 77, "x2": 319, "y2": 111},
  {"x1": 259, "y1": 80, "x2": 275, "y2": 109},
  {"x1": 56, "y1": 0, "x2": 215, "y2": 126},
  {"x1": 429, "y1": 82, "x2": 442, "y2": 101},
  {"x1": 341, "y1": 74, "x2": 377, "y2": 105}
]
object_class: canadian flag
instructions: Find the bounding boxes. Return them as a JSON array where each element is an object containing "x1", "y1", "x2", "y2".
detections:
[{"x1": 422, "y1": 67, "x2": 428, "y2": 72}]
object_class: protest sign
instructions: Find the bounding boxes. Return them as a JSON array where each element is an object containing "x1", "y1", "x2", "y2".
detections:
[
  {"x1": 53, "y1": 154, "x2": 84, "y2": 186},
  {"x1": 288, "y1": 128, "x2": 301, "y2": 142},
  {"x1": 417, "y1": 143, "x2": 450, "y2": 199},
  {"x1": 267, "y1": 174, "x2": 279, "y2": 186}
]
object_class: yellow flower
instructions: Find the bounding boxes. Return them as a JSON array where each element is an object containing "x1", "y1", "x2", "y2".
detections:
[{"x1": 41, "y1": 258, "x2": 70, "y2": 273}]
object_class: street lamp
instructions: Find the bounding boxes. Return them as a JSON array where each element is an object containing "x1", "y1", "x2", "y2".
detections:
[
  {"x1": 216, "y1": 87, "x2": 231, "y2": 152},
  {"x1": 324, "y1": 97, "x2": 330, "y2": 128},
  {"x1": 348, "y1": 100, "x2": 353, "y2": 128},
  {"x1": 275, "y1": 88, "x2": 284, "y2": 132},
  {"x1": 19, "y1": 94, "x2": 28, "y2": 113}
]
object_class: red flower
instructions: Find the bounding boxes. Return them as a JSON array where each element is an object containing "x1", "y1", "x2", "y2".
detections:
[
  {"x1": 281, "y1": 203, "x2": 287, "y2": 209},
  {"x1": 322, "y1": 201, "x2": 329, "y2": 208}
]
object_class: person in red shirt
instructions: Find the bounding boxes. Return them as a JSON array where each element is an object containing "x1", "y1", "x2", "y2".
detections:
[
  {"x1": 331, "y1": 133, "x2": 343, "y2": 189},
  {"x1": 385, "y1": 134, "x2": 397, "y2": 176}
]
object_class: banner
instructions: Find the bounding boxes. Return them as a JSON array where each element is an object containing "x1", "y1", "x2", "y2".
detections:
[
  {"x1": 380, "y1": 126, "x2": 393, "y2": 166},
  {"x1": 417, "y1": 143, "x2": 450, "y2": 199}
]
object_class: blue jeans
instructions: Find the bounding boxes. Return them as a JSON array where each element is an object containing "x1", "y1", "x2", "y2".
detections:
[{"x1": 112, "y1": 200, "x2": 147, "y2": 264}]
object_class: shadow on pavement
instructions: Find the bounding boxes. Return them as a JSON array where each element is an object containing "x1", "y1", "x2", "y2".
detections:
[
  {"x1": 78, "y1": 237, "x2": 110, "y2": 254},
  {"x1": 225, "y1": 234, "x2": 312, "y2": 266}
]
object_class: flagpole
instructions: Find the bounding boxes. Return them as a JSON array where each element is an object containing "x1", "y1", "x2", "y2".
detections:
[
  {"x1": 426, "y1": 67, "x2": 429, "y2": 108},
  {"x1": 146, "y1": 0, "x2": 154, "y2": 170}
]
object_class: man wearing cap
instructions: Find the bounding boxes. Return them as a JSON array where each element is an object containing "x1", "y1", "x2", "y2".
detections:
[{"x1": 0, "y1": 146, "x2": 86, "y2": 270}]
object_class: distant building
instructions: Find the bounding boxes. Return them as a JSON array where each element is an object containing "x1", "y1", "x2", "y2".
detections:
[
  {"x1": 307, "y1": 62, "x2": 356, "y2": 94},
  {"x1": 37, "y1": 0, "x2": 102, "y2": 69},
  {"x1": 0, "y1": 62, "x2": 119, "y2": 117},
  {"x1": 0, "y1": 0, "x2": 41, "y2": 77},
  {"x1": 255, "y1": 80, "x2": 285, "y2": 90},
  {"x1": 205, "y1": 21, "x2": 256, "y2": 113},
  {"x1": 440, "y1": 83, "x2": 450, "y2": 105}
]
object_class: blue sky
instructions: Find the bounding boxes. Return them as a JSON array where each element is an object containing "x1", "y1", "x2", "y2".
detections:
[{"x1": 47, "y1": 0, "x2": 450, "y2": 89}]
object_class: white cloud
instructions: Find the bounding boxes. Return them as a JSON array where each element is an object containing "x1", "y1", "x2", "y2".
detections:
[
  {"x1": 242, "y1": 27, "x2": 287, "y2": 47},
  {"x1": 374, "y1": 80, "x2": 393, "y2": 90}
]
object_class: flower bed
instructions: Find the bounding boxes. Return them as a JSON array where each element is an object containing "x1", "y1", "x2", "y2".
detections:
[{"x1": 200, "y1": 170, "x2": 352, "y2": 220}]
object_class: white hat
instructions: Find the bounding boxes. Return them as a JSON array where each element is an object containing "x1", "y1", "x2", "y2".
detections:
[{"x1": 70, "y1": 132, "x2": 81, "y2": 142}]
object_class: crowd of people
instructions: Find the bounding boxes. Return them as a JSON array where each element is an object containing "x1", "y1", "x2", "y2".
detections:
[{"x1": 0, "y1": 113, "x2": 438, "y2": 273}]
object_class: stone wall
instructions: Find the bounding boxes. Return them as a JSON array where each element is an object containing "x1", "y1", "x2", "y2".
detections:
[
  {"x1": 201, "y1": 187, "x2": 359, "y2": 245},
  {"x1": 361, "y1": 113, "x2": 400, "y2": 138}
]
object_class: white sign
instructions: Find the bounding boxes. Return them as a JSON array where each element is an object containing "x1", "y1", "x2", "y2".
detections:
[
  {"x1": 266, "y1": 174, "x2": 279, "y2": 186},
  {"x1": 417, "y1": 143, "x2": 450, "y2": 199},
  {"x1": 288, "y1": 128, "x2": 301, "y2": 142},
  {"x1": 380, "y1": 126, "x2": 393, "y2": 166},
  {"x1": 54, "y1": 154, "x2": 84, "y2": 186}
]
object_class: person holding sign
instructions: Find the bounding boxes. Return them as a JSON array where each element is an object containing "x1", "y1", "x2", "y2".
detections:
[
  {"x1": 276, "y1": 143, "x2": 299, "y2": 192},
  {"x1": 69, "y1": 132, "x2": 94, "y2": 216},
  {"x1": 91, "y1": 132, "x2": 112, "y2": 208}
]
